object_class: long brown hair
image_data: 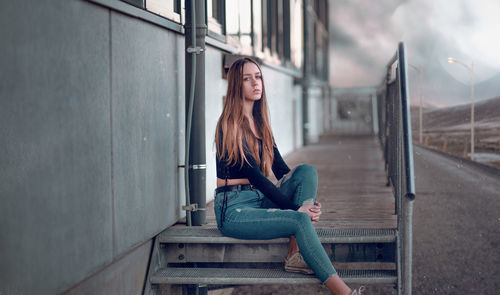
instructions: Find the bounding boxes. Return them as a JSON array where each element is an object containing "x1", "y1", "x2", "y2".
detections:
[{"x1": 215, "y1": 57, "x2": 274, "y2": 176}]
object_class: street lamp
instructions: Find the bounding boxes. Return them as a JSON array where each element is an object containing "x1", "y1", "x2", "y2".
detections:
[
  {"x1": 447, "y1": 57, "x2": 475, "y2": 160},
  {"x1": 408, "y1": 64, "x2": 423, "y2": 145}
]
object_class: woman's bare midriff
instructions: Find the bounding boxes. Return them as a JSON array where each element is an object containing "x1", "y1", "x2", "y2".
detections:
[{"x1": 217, "y1": 177, "x2": 251, "y2": 187}]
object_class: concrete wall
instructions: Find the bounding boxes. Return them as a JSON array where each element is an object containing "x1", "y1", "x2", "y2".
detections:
[
  {"x1": 63, "y1": 241, "x2": 152, "y2": 295},
  {"x1": 264, "y1": 67, "x2": 302, "y2": 155},
  {"x1": 0, "y1": 1, "x2": 315, "y2": 294},
  {"x1": 204, "y1": 47, "x2": 227, "y2": 204},
  {"x1": 0, "y1": 1, "x2": 184, "y2": 294}
]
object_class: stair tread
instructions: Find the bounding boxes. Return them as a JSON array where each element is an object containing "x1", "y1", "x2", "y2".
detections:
[
  {"x1": 160, "y1": 226, "x2": 397, "y2": 244},
  {"x1": 151, "y1": 267, "x2": 397, "y2": 285}
]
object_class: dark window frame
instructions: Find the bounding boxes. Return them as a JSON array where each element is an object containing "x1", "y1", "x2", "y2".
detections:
[
  {"x1": 207, "y1": 0, "x2": 226, "y2": 41},
  {"x1": 121, "y1": 0, "x2": 143, "y2": 8},
  {"x1": 260, "y1": 0, "x2": 293, "y2": 65},
  {"x1": 283, "y1": 0, "x2": 291, "y2": 61}
]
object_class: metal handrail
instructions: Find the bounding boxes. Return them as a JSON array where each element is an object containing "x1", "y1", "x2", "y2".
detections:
[{"x1": 376, "y1": 42, "x2": 416, "y2": 295}]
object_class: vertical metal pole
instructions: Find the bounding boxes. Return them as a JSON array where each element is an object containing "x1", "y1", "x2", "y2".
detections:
[
  {"x1": 418, "y1": 70, "x2": 423, "y2": 145},
  {"x1": 371, "y1": 93, "x2": 379, "y2": 135},
  {"x1": 403, "y1": 195, "x2": 414, "y2": 295},
  {"x1": 398, "y1": 42, "x2": 416, "y2": 295},
  {"x1": 396, "y1": 74, "x2": 404, "y2": 295},
  {"x1": 470, "y1": 61, "x2": 475, "y2": 161},
  {"x1": 185, "y1": 0, "x2": 207, "y2": 227},
  {"x1": 184, "y1": 2, "x2": 207, "y2": 294},
  {"x1": 301, "y1": 0, "x2": 311, "y2": 145},
  {"x1": 329, "y1": 86, "x2": 334, "y2": 131},
  {"x1": 325, "y1": 85, "x2": 329, "y2": 132},
  {"x1": 302, "y1": 86, "x2": 310, "y2": 145}
]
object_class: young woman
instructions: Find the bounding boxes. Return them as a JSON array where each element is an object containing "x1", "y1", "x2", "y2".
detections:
[{"x1": 214, "y1": 57, "x2": 358, "y2": 295}]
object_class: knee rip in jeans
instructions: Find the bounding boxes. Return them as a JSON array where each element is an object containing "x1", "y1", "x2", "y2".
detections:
[
  {"x1": 236, "y1": 208, "x2": 242, "y2": 212},
  {"x1": 301, "y1": 198, "x2": 314, "y2": 206}
]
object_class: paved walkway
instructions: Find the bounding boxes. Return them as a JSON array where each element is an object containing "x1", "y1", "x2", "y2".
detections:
[{"x1": 207, "y1": 134, "x2": 396, "y2": 230}]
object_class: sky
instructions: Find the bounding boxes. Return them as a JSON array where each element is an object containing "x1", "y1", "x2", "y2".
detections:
[{"x1": 328, "y1": 0, "x2": 500, "y2": 107}]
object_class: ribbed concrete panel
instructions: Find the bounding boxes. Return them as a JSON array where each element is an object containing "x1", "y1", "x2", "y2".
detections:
[
  {"x1": 0, "y1": 1, "x2": 111, "y2": 294},
  {"x1": 111, "y1": 12, "x2": 180, "y2": 255},
  {"x1": 63, "y1": 240, "x2": 152, "y2": 295}
]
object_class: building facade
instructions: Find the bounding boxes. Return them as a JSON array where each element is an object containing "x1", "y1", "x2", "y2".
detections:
[{"x1": 0, "y1": 0, "x2": 330, "y2": 294}]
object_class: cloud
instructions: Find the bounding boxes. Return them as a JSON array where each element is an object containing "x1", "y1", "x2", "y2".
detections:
[
  {"x1": 329, "y1": 0, "x2": 500, "y2": 106},
  {"x1": 392, "y1": 0, "x2": 500, "y2": 82},
  {"x1": 329, "y1": 0, "x2": 401, "y2": 87}
]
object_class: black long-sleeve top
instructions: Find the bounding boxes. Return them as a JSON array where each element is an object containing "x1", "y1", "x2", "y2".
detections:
[{"x1": 216, "y1": 138, "x2": 297, "y2": 210}]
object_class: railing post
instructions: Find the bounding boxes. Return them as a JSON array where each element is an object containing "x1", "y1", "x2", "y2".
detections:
[
  {"x1": 378, "y1": 42, "x2": 416, "y2": 295},
  {"x1": 397, "y1": 42, "x2": 416, "y2": 295}
]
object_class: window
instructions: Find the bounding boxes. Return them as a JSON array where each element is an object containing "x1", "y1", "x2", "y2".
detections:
[
  {"x1": 311, "y1": 0, "x2": 328, "y2": 79},
  {"x1": 115, "y1": 0, "x2": 307, "y2": 71},
  {"x1": 252, "y1": 1, "x2": 263, "y2": 55},
  {"x1": 146, "y1": 0, "x2": 183, "y2": 23},
  {"x1": 283, "y1": 0, "x2": 291, "y2": 61},
  {"x1": 290, "y1": 0, "x2": 303, "y2": 68},
  {"x1": 208, "y1": 0, "x2": 225, "y2": 36},
  {"x1": 259, "y1": 0, "x2": 292, "y2": 64},
  {"x1": 226, "y1": 0, "x2": 252, "y2": 55}
]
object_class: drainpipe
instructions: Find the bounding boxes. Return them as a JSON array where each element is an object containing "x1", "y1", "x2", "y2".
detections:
[
  {"x1": 184, "y1": 0, "x2": 207, "y2": 227},
  {"x1": 301, "y1": 0, "x2": 313, "y2": 145}
]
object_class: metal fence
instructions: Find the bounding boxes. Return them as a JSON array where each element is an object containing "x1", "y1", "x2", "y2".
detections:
[{"x1": 376, "y1": 42, "x2": 416, "y2": 295}]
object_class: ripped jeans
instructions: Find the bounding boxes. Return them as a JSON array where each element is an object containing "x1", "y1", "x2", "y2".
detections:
[{"x1": 214, "y1": 164, "x2": 337, "y2": 283}]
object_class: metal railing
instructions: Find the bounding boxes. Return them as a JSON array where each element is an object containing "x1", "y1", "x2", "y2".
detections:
[{"x1": 376, "y1": 42, "x2": 416, "y2": 295}]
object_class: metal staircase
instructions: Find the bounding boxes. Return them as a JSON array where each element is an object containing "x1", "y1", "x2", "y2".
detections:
[
  {"x1": 145, "y1": 225, "x2": 398, "y2": 294},
  {"x1": 144, "y1": 42, "x2": 415, "y2": 295}
]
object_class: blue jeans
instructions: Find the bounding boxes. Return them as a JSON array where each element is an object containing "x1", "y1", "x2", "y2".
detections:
[{"x1": 214, "y1": 164, "x2": 337, "y2": 283}]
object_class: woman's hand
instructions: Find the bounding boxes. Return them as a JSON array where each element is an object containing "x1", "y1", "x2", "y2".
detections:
[{"x1": 298, "y1": 201, "x2": 322, "y2": 223}]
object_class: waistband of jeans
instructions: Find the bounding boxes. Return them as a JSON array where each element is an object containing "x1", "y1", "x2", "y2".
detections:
[{"x1": 215, "y1": 184, "x2": 254, "y2": 195}]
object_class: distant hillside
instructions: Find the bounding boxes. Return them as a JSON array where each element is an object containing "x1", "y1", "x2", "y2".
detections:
[
  {"x1": 411, "y1": 96, "x2": 500, "y2": 131},
  {"x1": 410, "y1": 96, "x2": 500, "y2": 167}
]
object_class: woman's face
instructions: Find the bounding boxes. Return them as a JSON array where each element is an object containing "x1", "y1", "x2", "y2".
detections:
[{"x1": 241, "y1": 62, "x2": 262, "y2": 102}]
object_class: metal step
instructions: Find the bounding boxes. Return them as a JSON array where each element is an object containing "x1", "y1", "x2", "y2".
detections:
[
  {"x1": 164, "y1": 241, "x2": 396, "y2": 263},
  {"x1": 160, "y1": 226, "x2": 397, "y2": 244},
  {"x1": 151, "y1": 267, "x2": 397, "y2": 285}
]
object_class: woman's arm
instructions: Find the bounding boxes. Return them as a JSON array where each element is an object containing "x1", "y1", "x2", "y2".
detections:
[
  {"x1": 242, "y1": 153, "x2": 298, "y2": 210},
  {"x1": 271, "y1": 146, "x2": 290, "y2": 180}
]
